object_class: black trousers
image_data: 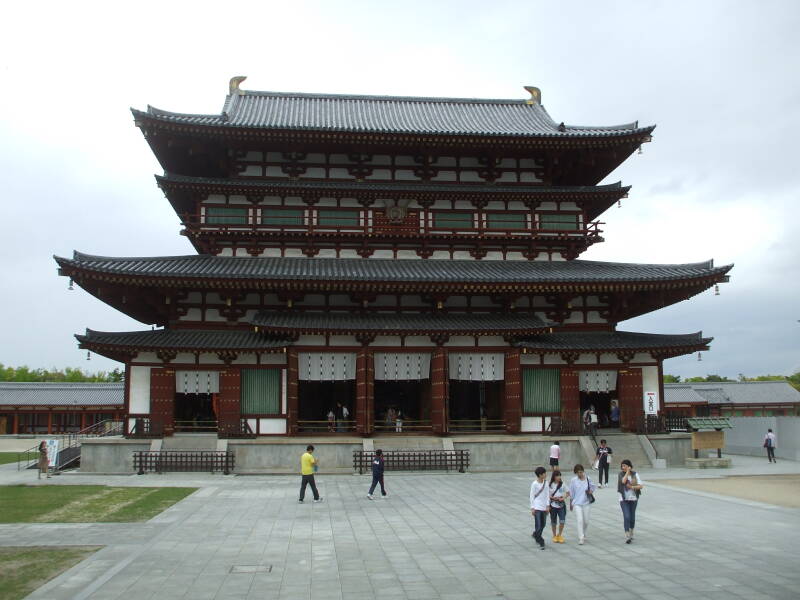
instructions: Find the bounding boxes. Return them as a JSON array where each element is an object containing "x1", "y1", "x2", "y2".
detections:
[
  {"x1": 299, "y1": 474, "x2": 319, "y2": 500},
  {"x1": 598, "y1": 461, "x2": 610, "y2": 485},
  {"x1": 369, "y1": 474, "x2": 386, "y2": 495},
  {"x1": 767, "y1": 446, "x2": 776, "y2": 462}
]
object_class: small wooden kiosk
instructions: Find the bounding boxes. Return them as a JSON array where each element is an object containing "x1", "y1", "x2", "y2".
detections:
[{"x1": 686, "y1": 417, "x2": 732, "y2": 468}]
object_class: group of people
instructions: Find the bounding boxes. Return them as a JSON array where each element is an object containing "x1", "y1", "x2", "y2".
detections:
[
  {"x1": 326, "y1": 403, "x2": 350, "y2": 432},
  {"x1": 534, "y1": 439, "x2": 643, "y2": 548},
  {"x1": 582, "y1": 401, "x2": 620, "y2": 434},
  {"x1": 384, "y1": 407, "x2": 404, "y2": 432},
  {"x1": 298, "y1": 444, "x2": 387, "y2": 502}
]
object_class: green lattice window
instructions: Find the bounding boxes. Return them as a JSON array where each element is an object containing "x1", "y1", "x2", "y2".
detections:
[
  {"x1": 205, "y1": 206, "x2": 248, "y2": 225},
  {"x1": 433, "y1": 212, "x2": 474, "y2": 229},
  {"x1": 241, "y1": 370, "x2": 281, "y2": 414},
  {"x1": 262, "y1": 208, "x2": 304, "y2": 226},
  {"x1": 523, "y1": 369, "x2": 561, "y2": 414},
  {"x1": 486, "y1": 212, "x2": 527, "y2": 230},
  {"x1": 318, "y1": 209, "x2": 360, "y2": 227},
  {"x1": 538, "y1": 213, "x2": 580, "y2": 231}
]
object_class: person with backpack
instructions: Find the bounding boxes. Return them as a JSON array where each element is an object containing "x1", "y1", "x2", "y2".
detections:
[
  {"x1": 548, "y1": 470, "x2": 568, "y2": 543},
  {"x1": 367, "y1": 449, "x2": 388, "y2": 499},
  {"x1": 763, "y1": 429, "x2": 777, "y2": 463},
  {"x1": 618, "y1": 459, "x2": 644, "y2": 543},
  {"x1": 568, "y1": 464, "x2": 596, "y2": 545},
  {"x1": 529, "y1": 466, "x2": 549, "y2": 550}
]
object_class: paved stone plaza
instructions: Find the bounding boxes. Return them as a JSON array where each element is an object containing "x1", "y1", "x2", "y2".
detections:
[{"x1": 1, "y1": 456, "x2": 799, "y2": 600}]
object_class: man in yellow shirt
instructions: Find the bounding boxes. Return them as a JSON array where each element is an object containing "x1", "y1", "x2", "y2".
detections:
[{"x1": 299, "y1": 444, "x2": 322, "y2": 503}]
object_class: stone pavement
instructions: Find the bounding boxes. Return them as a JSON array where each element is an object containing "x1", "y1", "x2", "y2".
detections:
[{"x1": 1, "y1": 456, "x2": 799, "y2": 600}]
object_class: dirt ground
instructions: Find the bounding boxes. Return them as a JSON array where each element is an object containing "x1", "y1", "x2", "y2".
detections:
[{"x1": 658, "y1": 474, "x2": 800, "y2": 508}]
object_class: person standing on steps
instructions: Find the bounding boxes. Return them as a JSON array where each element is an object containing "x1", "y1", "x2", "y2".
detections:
[
  {"x1": 548, "y1": 470, "x2": 568, "y2": 544},
  {"x1": 763, "y1": 428, "x2": 777, "y2": 463},
  {"x1": 595, "y1": 439, "x2": 613, "y2": 487},
  {"x1": 298, "y1": 445, "x2": 322, "y2": 503},
  {"x1": 568, "y1": 464, "x2": 596, "y2": 545},
  {"x1": 589, "y1": 407, "x2": 599, "y2": 436},
  {"x1": 548, "y1": 440, "x2": 560, "y2": 472},
  {"x1": 530, "y1": 466, "x2": 549, "y2": 550},
  {"x1": 618, "y1": 459, "x2": 644, "y2": 543},
  {"x1": 367, "y1": 448, "x2": 388, "y2": 499}
]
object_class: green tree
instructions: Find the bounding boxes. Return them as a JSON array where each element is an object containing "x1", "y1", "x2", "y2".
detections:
[{"x1": 663, "y1": 374, "x2": 682, "y2": 383}]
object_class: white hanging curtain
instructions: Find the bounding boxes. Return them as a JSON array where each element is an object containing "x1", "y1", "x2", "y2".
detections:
[
  {"x1": 448, "y1": 353, "x2": 505, "y2": 381},
  {"x1": 298, "y1": 353, "x2": 357, "y2": 381},
  {"x1": 578, "y1": 370, "x2": 618, "y2": 393},
  {"x1": 175, "y1": 371, "x2": 220, "y2": 394},
  {"x1": 374, "y1": 353, "x2": 431, "y2": 381}
]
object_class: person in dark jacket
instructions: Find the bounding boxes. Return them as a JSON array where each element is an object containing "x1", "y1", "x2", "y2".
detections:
[{"x1": 367, "y1": 449, "x2": 388, "y2": 499}]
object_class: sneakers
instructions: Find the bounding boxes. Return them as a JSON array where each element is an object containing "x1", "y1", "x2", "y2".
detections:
[
  {"x1": 367, "y1": 494, "x2": 374, "y2": 500},
  {"x1": 298, "y1": 499, "x2": 304, "y2": 503},
  {"x1": 382, "y1": 493, "x2": 388, "y2": 498},
  {"x1": 556, "y1": 535, "x2": 565, "y2": 544},
  {"x1": 578, "y1": 537, "x2": 585, "y2": 545},
  {"x1": 313, "y1": 497, "x2": 323, "y2": 503},
  {"x1": 552, "y1": 535, "x2": 559, "y2": 542}
]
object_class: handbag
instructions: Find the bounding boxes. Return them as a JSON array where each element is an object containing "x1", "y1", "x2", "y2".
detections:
[
  {"x1": 592, "y1": 458, "x2": 599, "y2": 470},
  {"x1": 585, "y1": 478, "x2": 595, "y2": 504}
]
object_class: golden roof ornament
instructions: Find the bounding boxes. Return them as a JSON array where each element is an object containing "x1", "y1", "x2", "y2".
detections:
[
  {"x1": 523, "y1": 86, "x2": 541, "y2": 105},
  {"x1": 229, "y1": 76, "x2": 247, "y2": 95}
]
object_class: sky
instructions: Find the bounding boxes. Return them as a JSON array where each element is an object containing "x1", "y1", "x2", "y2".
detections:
[{"x1": 1, "y1": 0, "x2": 798, "y2": 379}]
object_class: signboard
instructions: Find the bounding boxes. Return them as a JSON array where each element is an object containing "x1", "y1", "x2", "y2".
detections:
[
  {"x1": 643, "y1": 391, "x2": 658, "y2": 415},
  {"x1": 692, "y1": 430, "x2": 725, "y2": 450},
  {"x1": 45, "y1": 439, "x2": 59, "y2": 468}
]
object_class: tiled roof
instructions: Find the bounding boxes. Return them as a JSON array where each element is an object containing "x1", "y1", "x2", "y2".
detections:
[
  {"x1": 156, "y1": 173, "x2": 628, "y2": 198},
  {"x1": 663, "y1": 386, "x2": 708, "y2": 405},
  {"x1": 134, "y1": 89, "x2": 654, "y2": 139},
  {"x1": 665, "y1": 381, "x2": 800, "y2": 406},
  {"x1": 57, "y1": 252, "x2": 732, "y2": 286},
  {"x1": 77, "y1": 329, "x2": 288, "y2": 351},
  {"x1": 251, "y1": 311, "x2": 550, "y2": 335},
  {"x1": 514, "y1": 331, "x2": 712, "y2": 352},
  {"x1": 0, "y1": 382, "x2": 124, "y2": 407},
  {"x1": 686, "y1": 417, "x2": 733, "y2": 430}
]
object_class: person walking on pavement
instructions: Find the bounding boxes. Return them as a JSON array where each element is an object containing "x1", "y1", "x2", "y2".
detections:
[
  {"x1": 548, "y1": 440, "x2": 560, "y2": 471},
  {"x1": 568, "y1": 464, "x2": 596, "y2": 545},
  {"x1": 298, "y1": 445, "x2": 322, "y2": 503},
  {"x1": 618, "y1": 459, "x2": 644, "y2": 543},
  {"x1": 530, "y1": 466, "x2": 549, "y2": 550},
  {"x1": 764, "y1": 428, "x2": 777, "y2": 463},
  {"x1": 595, "y1": 439, "x2": 613, "y2": 487},
  {"x1": 367, "y1": 449, "x2": 388, "y2": 499},
  {"x1": 548, "y1": 470, "x2": 568, "y2": 544}
]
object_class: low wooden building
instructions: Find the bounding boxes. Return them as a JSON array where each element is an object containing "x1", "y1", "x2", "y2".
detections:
[{"x1": 664, "y1": 381, "x2": 800, "y2": 418}]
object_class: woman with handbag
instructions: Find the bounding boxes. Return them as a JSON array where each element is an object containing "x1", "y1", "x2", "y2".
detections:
[
  {"x1": 568, "y1": 464, "x2": 596, "y2": 545},
  {"x1": 618, "y1": 459, "x2": 644, "y2": 543},
  {"x1": 548, "y1": 470, "x2": 568, "y2": 543}
]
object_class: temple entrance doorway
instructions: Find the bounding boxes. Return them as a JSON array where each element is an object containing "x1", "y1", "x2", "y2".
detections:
[
  {"x1": 579, "y1": 391, "x2": 618, "y2": 430},
  {"x1": 298, "y1": 380, "x2": 355, "y2": 432},
  {"x1": 373, "y1": 380, "x2": 428, "y2": 432},
  {"x1": 174, "y1": 393, "x2": 216, "y2": 432},
  {"x1": 448, "y1": 381, "x2": 504, "y2": 432}
]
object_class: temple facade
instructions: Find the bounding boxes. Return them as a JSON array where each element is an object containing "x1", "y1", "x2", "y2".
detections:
[{"x1": 56, "y1": 78, "x2": 731, "y2": 438}]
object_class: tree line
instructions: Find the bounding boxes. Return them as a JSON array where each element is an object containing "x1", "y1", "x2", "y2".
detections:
[
  {"x1": 0, "y1": 363, "x2": 124, "y2": 383},
  {"x1": 664, "y1": 372, "x2": 800, "y2": 391}
]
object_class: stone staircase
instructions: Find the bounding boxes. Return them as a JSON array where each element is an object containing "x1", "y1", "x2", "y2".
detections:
[{"x1": 594, "y1": 433, "x2": 651, "y2": 469}]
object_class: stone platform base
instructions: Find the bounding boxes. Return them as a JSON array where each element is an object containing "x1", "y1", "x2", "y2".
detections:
[{"x1": 686, "y1": 457, "x2": 732, "y2": 469}]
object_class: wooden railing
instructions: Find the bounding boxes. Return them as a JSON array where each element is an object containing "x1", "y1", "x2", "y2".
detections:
[
  {"x1": 448, "y1": 419, "x2": 506, "y2": 433},
  {"x1": 127, "y1": 418, "x2": 163, "y2": 439},
  {"x1": 546, "y1": 411, "x2": 582, "y2": 435},
  {"x1": 372, "y1": 419, "x2": 432, "y2": 433},
  {"x1": 297, "y1": 420, "x2": 356, "y2": 433},
  {"x1": 219, "y1": 419, "x2": 256, "y2": 439},
  {"x1": 353, "y1": 450, "x2": 469, "y2": 474},
  {"x1": 635, "y1": 415, "x2": 689, "y2": 434},
  {"x1": 133, "y1": 450, "x2": 235, "y2": 474},
  {"x1": 173, "y1": 420, "x2": 218, "y2": 433}
]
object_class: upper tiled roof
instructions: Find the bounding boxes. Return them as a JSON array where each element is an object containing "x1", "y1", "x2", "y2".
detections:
[
  {"x1": 665, "y1": 381, "x2": 800, "y2": 406},
  {"x1": 57, "y1": 252, "x2": 732, "y2": 286},
  {"x1": 135, "y1": 88, "x2": 654, "y2": 139},
  {"x1": 77, "y1": 329, "x2": 288, "y2": 351},
  {"x1": 0, "y1": 382, "x2": 124, "y2": 407},
  {"x1": 251, "y1": 311, "x2": 549, "y2": 335},
  {"x1": 662, "y1": 385, "x2": 708, "y2": 405},
  {"x1": 514, "y1": 330, "x2": 711, "y2": 352}
]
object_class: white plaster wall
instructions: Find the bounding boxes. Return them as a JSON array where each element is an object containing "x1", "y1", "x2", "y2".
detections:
[
  {"x1": 641, "y1": 365, "x2": 660, "y2": 410},
  {"x1": 329, "y1": 336, "x2": 359, "y2": 346},
  {"x1": 259, "y1": 418, "x2": 287, "y2": 434},
  {"x1": 173, "y1": 353, "x2": 196, "y2": 364},
  {"x1": 404, "y1": 336, "x2": 435, "y2": 347},
  {"x1": 260, "y1": 354, "x2": 287, "y2": 365},
  {"x1": 129, "y1": 366, "x2": 151, "y2": 413},
  {"x1": 198, "y1": 353, "x2": 224, "y2": 365},
  {"x1": 446, "y1": 336, "x2": 474, "y2": 347},
  {"x1": 132, "y1": 352, "x2": 158, "y2": 364},
  {"x1": 296, "y1": 335, "x2": 326, "y2": 346},
  {"x1": 372, "y1": 336, "x2": 401, "y2": 347},
  {"x1": 521, "y1": 354, "x2": 541, "y2": 365},
  {"x1": 478, "y1": 336, "x2": 508, "y2": 347}
]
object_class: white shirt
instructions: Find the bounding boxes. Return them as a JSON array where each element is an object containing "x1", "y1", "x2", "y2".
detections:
[
  {"x1": 549, "y1": 444, "x2": 560, "y2": 459},
  {"x1": 618, "y1": 472, "x2": 644, "y2": 502},
  {"x1": 568, "y1": 476, "x2": 596, "y2": 506},
  {"x1": 590, "y1": 412, "x2": 598, "y2": 424},
  {"x1": 530, "y1": 479, "x2": 549, "y2": 511},
  {"x1": 765, "y1": 432, "x2": 776, "y2": 447},
  {"x1": 342, "y1": 406, "x2": 350, "y2": 418},
  {"x1": 549, "y1": 481, "x2": 566, "y2": 508}
]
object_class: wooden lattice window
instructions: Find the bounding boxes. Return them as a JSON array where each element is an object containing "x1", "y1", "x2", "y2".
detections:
[
  {"x1": 205, "y1": 206, "x2": 248, "y2": 225},
  {"x1": 262, "y1": 208, "x2": 304, "y2": 226},
  {"x1": 523, "y1": 369, "x2": 561, "y2": 414},
  {"x1": 538, "y1": 213, "x2": 580, "y2": 231},
  {"x1": 241, "y1": 370, "x2": 281, "y2": 414},
  {"x1": 432, "y1": 212, "x2": 474, "y2": 229},
  {"x1": 318, "y1": 209, "x2": 360, "y2": 227},
  {"x1": 485, "y1": 212, "x2": 527, "y2": 230}
]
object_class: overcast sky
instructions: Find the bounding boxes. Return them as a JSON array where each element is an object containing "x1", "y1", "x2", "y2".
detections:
[{"x1": 1, "y1": 0, "x2": 798, "y2": 378}]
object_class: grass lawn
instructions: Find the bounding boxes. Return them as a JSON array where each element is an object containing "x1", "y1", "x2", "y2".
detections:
[
  {"x1": 0, "y1": 452, "x2": 23, "y2": 466},
  {"x1": 0, "y1": 546, "x2": 100, "y2": 600},
  {"x1": 0, "y1": 485, "x2": 196, "y2": 523}
]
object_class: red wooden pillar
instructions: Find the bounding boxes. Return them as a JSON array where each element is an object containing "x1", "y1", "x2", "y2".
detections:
[
  {"x1": 286, "y1": 349, "x2": 299, "y2": 435},
  {"x1": 150, "y1": 368, "x2": 176, "y2": 436},
  {"x1": 355, "y1": 349, "x2": 375, "y2": 435},
  {"x1": 430, "y1": 347, "x2": 449, "y2": 434},
  {"x1": 47, "y1": 412, "x2": 53, "y2": 435},
  {"x1": 560, "y1": 369, "x2": 580, "y2": 430},
  {"x1": 618, "y1": 368, "x2": 643, "y2": 432},
  {"x1": 80, "y1": 412, "x2": 87, "y2": 430},
  {"x1": 504, "y1": 350, "x2": 521, "y2": 433},
  {"x1": 218, "y1": 368, "x2": 241, "y2": 435}
]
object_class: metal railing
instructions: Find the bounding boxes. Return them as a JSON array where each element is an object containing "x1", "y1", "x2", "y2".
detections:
[
  {"x1": 373, "y1": 419, "x2": 432, "y2": 433},
  {"x1": 353, "y1": 449, "x2": 469, "y2": 474},
  {"x1": 173, "y1": 419, "x2": 218, "y2": 433},
  {"x1": 133, "y1": 450, "x2": 235, "y2": 474},
  {"x1": 447, "y1": 419, "x2": 506, "y2": 433},
  {"x1": 635, "y1": 414, "x2": 689, "y2": 434},
  {"x1": 16, "y1": 420, "x2": 124, "y2": 472},
  {"x1": 546, "y1": 411, "x2": 582, "y2": 435}
]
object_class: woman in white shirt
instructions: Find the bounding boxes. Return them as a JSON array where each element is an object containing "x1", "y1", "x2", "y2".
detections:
[
  {"x1": 618, "y1": 459, "x2": 644, "y2": 543},
  {"x1": 568, "y1": 464, "x2": 596, "y2": 545}
]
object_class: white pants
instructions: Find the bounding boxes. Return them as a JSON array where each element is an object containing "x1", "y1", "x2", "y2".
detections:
[{"x1": 574, "y1": 504, "x2": 591, "y2": 540}]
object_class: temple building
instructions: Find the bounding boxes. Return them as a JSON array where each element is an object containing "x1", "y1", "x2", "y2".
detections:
[{"x1": 55, "y1": 78, "x2": 731, "y2": 438}]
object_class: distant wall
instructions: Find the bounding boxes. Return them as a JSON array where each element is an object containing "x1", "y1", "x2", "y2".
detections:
[
  {"x1": 649, "y1": 434, "x2": 691, "y2": 467},
  {"x1": 80, "y1": 439, "x2": 151, "y2": 473},
  {"x1": 453, "y1": 439, "x2": 586, "y2": 471},
  {"x1": 724, "y1": 417, "x2": 800, "y2": 461}
]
